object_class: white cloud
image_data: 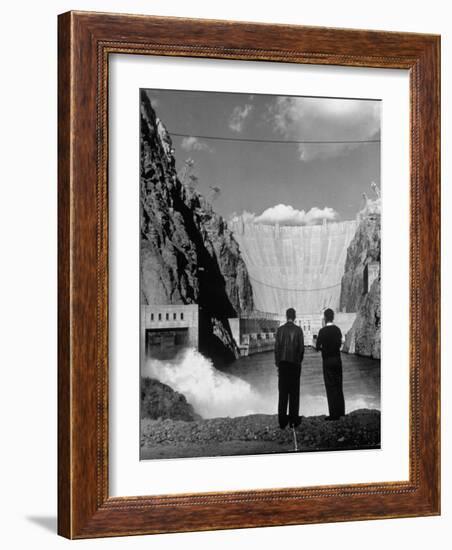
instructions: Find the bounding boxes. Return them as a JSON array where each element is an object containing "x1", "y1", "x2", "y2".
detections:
[
  {"x1": 268, "y1": 96, "x2": 380, "y2": 161},
  {"x1": 180, "y1": 136, "x2": 213, "y2": 153},
  {"x1": 228, "y1": 104, "x2": 254, "y2": 133},
  {"x1": 231, "y1": 204, "x2": 338, "y2": 226}
]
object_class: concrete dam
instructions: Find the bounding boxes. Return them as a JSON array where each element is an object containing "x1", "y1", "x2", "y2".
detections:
[{"x1": 229, "y1": 218, "x2": 358, "y2": 315}]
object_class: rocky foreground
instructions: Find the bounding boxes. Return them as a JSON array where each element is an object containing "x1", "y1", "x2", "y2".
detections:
[{"x1": 141, "y1": 409, "x2": 380, "y2": 459}]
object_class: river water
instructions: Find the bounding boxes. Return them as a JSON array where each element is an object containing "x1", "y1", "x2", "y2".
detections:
[
  {"x1": 143, "y1": 347, "x2": 380, "y2": 419},
  {"x1": 219, "y1": 348, "x2": 380, "y2": 417}
]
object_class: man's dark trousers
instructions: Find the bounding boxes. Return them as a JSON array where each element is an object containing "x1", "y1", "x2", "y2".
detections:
[
  {"x1": 277, "y1": 361, "x2": 302, "y2": 428},
  {"x1": 322, "y1": 356, "x2": 345, "y2": 419}
]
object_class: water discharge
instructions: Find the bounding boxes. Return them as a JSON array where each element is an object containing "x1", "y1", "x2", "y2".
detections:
[
  {"x1": 142, "y1": 348, "x2": 274, "y2": 418},
  {"x1": 143, "y1": 348, "x2": 380, "y2": 419}
]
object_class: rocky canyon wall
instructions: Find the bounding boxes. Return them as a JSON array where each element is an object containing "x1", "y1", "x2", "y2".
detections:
[
  {"x1": 341, "y1": 200, "x2": 381, "y2": 359},
  {"x1": 340, "y1": 208, "x2": 381, "y2": 312},
  {"x1": 140, "y1": 91, "x2": 254, "y2": 361},
  {"x1": 342, "y1": 278, "x2": 381, "y2": 358}
]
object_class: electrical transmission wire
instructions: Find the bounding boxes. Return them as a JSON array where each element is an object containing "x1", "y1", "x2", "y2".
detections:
[{"x1": 169, "y1": 131, "x2": 381, "y2": 145}]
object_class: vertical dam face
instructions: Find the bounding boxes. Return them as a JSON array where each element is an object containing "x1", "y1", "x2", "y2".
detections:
[{"x1": 229, "y1": 219, "x2": 358, "y2": 315}]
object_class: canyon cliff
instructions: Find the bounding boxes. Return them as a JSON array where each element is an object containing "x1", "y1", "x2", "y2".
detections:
[
  {"x1": 340, "y1": 198, "x2": 381, "y2": 359},
  {"x1": 340, "y1": 207, "x2": 380, "y2": 312},
  {"x1": 343, "y1": 278, "x2": 381, "y2": 358},
  {"x1": 140, "y1": 90, "x2": 254, "y2": 362}
]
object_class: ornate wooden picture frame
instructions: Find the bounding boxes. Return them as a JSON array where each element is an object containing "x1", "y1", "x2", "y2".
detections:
[{"x1": 58, "y1": 11, "x2": 440, "y2": 539}]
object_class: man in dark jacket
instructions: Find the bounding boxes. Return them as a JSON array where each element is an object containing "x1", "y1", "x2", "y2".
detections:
[
  {"x1": 316, "y1": 308, "x2": 345, "y2": 421},
  {"x1": 274, "y1": 308, "x2": 304, "y2": 429}
]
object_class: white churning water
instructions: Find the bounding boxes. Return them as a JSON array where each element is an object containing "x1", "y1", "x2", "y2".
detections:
[{"x1": 142, "y1": 347, "x2": 275, "y2": 418}]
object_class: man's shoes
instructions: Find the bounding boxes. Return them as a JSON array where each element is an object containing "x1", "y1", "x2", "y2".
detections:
[
  {"x1": 280, "y1": 415, "x2": 303, "y2": 429},
  {"x1": 279, "y1": 415, "x2": 289, "y2": 429}
]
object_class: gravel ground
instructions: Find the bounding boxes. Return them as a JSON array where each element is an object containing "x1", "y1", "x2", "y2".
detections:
[{"x1": 140, "y1": 409, "x2": 380, "y2": 459}]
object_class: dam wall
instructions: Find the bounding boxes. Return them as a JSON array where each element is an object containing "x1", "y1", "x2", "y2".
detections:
[{"x1": 229, "y1": 219, "x2": 358, "y2": 315}]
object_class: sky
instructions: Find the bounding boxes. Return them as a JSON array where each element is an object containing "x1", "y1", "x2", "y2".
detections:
[{"x1": 143, "y1": 89, "x2": 381, "y2": 224}]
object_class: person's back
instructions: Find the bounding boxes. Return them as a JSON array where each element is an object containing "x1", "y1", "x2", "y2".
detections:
[
  {"x1": 275, "y1": 321, "x2": 304, "y2": 366},
  {"x1": 274, "y1": 308, "x2": 304, "y2": 429},
  {"x1": 316, "y1": 324, "x2": 342, "y2": 362}
]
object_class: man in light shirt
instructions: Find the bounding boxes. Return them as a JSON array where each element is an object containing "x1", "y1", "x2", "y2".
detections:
[{"x1": 316, "y1": 308, "x2": 345, "y2": 421}]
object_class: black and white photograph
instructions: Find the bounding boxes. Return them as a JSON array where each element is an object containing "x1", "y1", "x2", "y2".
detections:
[
  {"x1": 0, "y1": 0, "x2": 444, "y2": 545},
  {"x1": 139, "y1": 88, "x2": 381, "y2": 460}
]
